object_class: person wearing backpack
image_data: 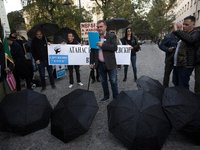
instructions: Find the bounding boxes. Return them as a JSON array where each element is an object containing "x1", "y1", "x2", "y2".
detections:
[
  {"x1": 159, "y1": 23, "x2": 182, "y2": 88},
  {"x1": 121, "y1": 28, "x2": 140, "y2": 82}
]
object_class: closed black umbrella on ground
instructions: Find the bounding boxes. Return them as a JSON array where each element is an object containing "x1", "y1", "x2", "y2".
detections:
[
  {"x1": 27, "y1": 22, "x2": 59, "y2": 39},
  {"x1": 51, "y1": 89, "x2": 99, "y2": 143},
  {"x1": 106, "y1": 18, "x2": 130, "y2": 32},
  {"x1": 162, "y1": 86, "x2": 200, "y2": 144},
  {"x1": 136, "y1": 75, "x2": 164, "y2": 101},
  {"x1": 53, "y1": 27, "x2": 81, "y2": 44},
  {"x1": 0, "y1": 89, "x2": 52, "y2": 136},
  {"x1": 107, "y1": 90, "x2": 172, "y2": 150}
]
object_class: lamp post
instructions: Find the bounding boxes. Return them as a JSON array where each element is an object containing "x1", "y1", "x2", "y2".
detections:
[{"x1": 78, "y1": 0, "x2": 82, "y2": 23}]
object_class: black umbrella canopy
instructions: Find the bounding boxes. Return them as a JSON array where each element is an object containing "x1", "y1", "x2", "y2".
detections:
[
  {"x1": 107, "y1": 90, "x2": 172, "y2": 150},
  {"x1": 162, "y1": 86, "x2": 200, "y2": 144},
  {"x1": 105, "y1": 18, "x2": 130, "y2": 31},
  {"x1": 51, "y1": 89, "x2": 99, "y2": 143},
  {"x1": 27, "y1": 22, "x2": 59, "y2": 39},
  {"x1": 136, "y1": 75, "x2": 164, "y2": 101},
  {"x1": 53, "y1": 27, "x2": 81, "y2": 44},
  {"x1": 0, "y1": 89, "x2": 53, "y2": 136}
]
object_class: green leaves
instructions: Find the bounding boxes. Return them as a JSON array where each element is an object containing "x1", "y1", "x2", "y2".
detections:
[{"x1": 21, "y1": 0, "x2": 92, "y2": 36}]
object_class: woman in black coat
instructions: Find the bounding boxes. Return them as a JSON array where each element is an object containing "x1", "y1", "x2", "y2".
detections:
[{"x1": 121, "y1": 28, "x2": 139, "y2": 82}]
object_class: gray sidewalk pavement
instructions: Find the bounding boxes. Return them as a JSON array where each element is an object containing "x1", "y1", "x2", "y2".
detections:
[{"x1": 0, "y1": 42, "x2": 199, "y2": 150}]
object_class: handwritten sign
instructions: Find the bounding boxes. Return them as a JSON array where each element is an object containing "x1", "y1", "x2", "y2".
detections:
[{"x1": 80, "y1": 22, "x2": 98, "y2": 38}]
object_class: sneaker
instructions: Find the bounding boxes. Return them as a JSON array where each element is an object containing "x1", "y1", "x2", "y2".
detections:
[
  {"x1": 100, "y1": 97, "x2": 109, "y2": 102},
  {"x1": 52, "y1": 85, "x2": 56, "y2": 89},
  {"x1": 69, "y1": 84, "x2": 73, "y2": 88},
  {"x1": 40, "y1": 87, "x2": 46, "y2": 92},
  {"x1": 78, "y1": 82, "x2": 83, "y2": 86},
  {"x1": 31, "y1": 84, "x2": 36, "y2": 89}
]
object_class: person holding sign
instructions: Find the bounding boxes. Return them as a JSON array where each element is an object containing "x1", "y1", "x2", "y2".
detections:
[
  {"x1": 121, "y1": 28, "x2": 140, "y2": 82},
  {"x1": 67, "y1": 33, "x2": 83, "y2": 89},
  {"x1": 90, "y1": 20, "x2": 118, "y2": 102}
]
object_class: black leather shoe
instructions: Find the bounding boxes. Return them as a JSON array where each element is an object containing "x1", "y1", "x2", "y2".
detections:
[
  {"x1": 134, "y1": 76, "x2": 137, "y2": 82},
  {"x1": 96, "y1": 78, "x2": 101, "y2": 82},
  {"x1": 123, "y1": 77, "x2": 127, "y2": 82},
  {"x1": 100, "y1": 97, "x2": 109, "y2": 102},
  {"x1": 91, "y1": 79, "x2": 95, "y2": 83}
]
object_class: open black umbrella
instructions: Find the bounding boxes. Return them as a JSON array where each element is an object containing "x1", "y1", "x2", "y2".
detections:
[
  {"x1": 106, "y1": 18, "x2": 130, "y2": 32},
  {"x1": 162, "y1": 86, "x2": 200, "y2": 144},
  {"x1": 53, "y1": 27, "x2": 81, "y2": 44},
  {"x1": 136, "y1": 75, "x2": 164, "y2": 101},
  {"x1": 107, "y1": 90, "x2": 172, "y2": 150},
  {"x1": 51, "y1": 89, "x2": 99, "y2": 143},
  {"x1": 0, "y1": 89, "x2": 52, "y2": 136},
  {"x1": 27, "y1": 22, "x2": 59, "y2": 39}
]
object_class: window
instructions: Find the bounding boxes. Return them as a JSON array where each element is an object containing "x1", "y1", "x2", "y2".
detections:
[
  {"x1": 187, "y1": 2, "x2": 189, "y2": 9},
  {"x1": 197, "y1": 10, "x2": 200, "y2": 20},
  {"x1": 191, "y1": 0, "x2": 193, "y2": 7}
]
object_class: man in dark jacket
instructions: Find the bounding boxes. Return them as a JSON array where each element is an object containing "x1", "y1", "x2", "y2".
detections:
[
  {"x1": 159, "y1": 23, "x2": 182, "y2": 87},
  {"x1": 0, "y1": 42, "x2": 13, "y2": 101},
  {"x1": 90, "y1": 20, "x2": 118, "y2": 102},
  {"x1": 7, "y1": 38, "x2": 33, "y2": 91},
  {"x1": 67, "y1": 33, "x2": 83, "y2": 88},
  {"x1": 172, "y1": 16, "x2": 200, "y2": 90},
  {"x1": 31, "y1": 30, "x2": 56, "y2": 92}
]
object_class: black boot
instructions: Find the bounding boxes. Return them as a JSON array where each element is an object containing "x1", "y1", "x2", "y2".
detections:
[
  {"x1": 134, "y1": 76, "x2": 137, "y2": 82},
  {"x1": 123, "y1": 75, "x2": 127, "y2": 82}
]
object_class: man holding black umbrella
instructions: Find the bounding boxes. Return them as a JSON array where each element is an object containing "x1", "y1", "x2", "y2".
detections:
[
  {"x1": 90, "y1": 20, "x2": 118, "y2": 102},
  {"x1": 31, "y1": 30, "x2": 56, "y2": 92}
]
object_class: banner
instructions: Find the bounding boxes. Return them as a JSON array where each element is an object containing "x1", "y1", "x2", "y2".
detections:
[
  {"x1": 80, "y1": 23, "x2": 98, "y2": 38},
  {"x1": 48, "y1": 44, "x2": 131, "y2": 65},
  {"x1": 55, "y1": 65, "x2": 66, "y2": 78}
]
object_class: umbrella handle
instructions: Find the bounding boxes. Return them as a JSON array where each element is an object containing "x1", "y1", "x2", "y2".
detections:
[{"x1": 87, "y1": 69, "x2": 92, "y2": 91}]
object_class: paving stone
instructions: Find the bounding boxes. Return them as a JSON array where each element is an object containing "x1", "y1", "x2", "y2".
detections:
[{"x1": 0, "y1": 43, "x2": 199, "y2": 149}]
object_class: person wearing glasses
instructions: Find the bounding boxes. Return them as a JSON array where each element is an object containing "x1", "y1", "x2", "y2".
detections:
[{"x1": 121, "y1": 28, "x2": 140, "y2": 82}]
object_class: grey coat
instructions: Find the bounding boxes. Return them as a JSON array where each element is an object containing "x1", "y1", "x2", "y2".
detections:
[{"x1": 90, "y1": 32, "x2": 117, "y2": 70}]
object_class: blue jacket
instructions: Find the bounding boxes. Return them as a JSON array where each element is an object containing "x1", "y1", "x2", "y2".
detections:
[{"x1": 159, "y1": 33, "x2": 179, "y2": 57}]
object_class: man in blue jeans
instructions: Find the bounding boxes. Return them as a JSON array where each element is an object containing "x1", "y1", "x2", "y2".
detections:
[
  {"x1": 31, "y1": 30, "x2": 56, "y2": 92},
  {"x1": 172, "y1": 16, "x2": 200, "y2": 90},
  {"x1": 90, "y1": 20, "x2": 118, "y2": 102}
]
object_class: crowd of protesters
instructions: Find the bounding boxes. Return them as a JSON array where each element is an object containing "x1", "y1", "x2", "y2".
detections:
[{"x1": 1, "y1": 15, "x2": 200, "y2": 102}]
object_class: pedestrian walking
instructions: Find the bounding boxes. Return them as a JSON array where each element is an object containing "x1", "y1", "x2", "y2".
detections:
[{"x1": 90, "y1": 20, "x2": 118, "y2": 102}]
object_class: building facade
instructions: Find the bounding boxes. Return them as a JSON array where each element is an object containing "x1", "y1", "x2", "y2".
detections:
[
  {"x1": 175, "y1": 0, "x2": 200, "y2": 29},
  {"x1": 0, "y1": 0, "x2": 10, "y2": 35}
]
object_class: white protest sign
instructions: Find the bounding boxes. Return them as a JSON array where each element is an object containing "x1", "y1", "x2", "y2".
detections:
[
  {"x1": 48, "y1": 44, "x2": 131, "y2": 65},
  {"x1": 55, "y1": 65, "x2": 66, "y2": 78}
]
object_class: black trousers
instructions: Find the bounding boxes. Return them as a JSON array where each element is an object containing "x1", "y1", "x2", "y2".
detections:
[
  {"x1": 90, "y1": 68, "x2": 99, "y2": 80},
  {"x1": 68, "y1": 65, "x2": 81, "y2": 84},
  {"x1": 13, "y1": 71, "x2": 32, "y2": 91},
  {"x1": 163, "y1": 58, "x2": 174, "y2": 87}
]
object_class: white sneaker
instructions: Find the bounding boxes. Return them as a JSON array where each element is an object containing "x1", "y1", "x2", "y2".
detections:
[
  {"x1": 78, "y1": 82, "x2": 83, "y2": 86},
  {"x1": 69, "y1": 84, "x2": 73, "y2": 88}
]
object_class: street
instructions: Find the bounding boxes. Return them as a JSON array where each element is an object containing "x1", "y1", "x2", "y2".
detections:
[{"x1": 0, "y1": 42, "x2": 199, "y2": 150}]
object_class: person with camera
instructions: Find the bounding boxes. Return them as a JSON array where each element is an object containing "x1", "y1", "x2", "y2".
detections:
[
  {"x1": 159, "y1": 23, "x2": 182, "y2": 88},
  {"x1": 172, "y1": 16, "x2": 200, "y2": 90}
]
